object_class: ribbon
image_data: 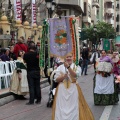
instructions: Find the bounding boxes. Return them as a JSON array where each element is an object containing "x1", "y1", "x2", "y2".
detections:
[{"x1": 69, "y1": 17, "x2": 76, "y2": 62}]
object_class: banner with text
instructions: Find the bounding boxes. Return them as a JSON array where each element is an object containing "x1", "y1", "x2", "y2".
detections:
[
  {"x1": 32, "y1": 0, "x2": 36, "y2": 24},
  {"x1": 14, "y1": 0, "x2": 22, "y2": 21}
]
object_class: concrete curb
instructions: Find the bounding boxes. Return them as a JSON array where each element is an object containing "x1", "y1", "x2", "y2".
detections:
[
  {"x1": 0, "y1": 78, "x2": 49, "y2": 107},
  {"x1": 0, "y1": 65, "x2": 93, "y2": 107},
  {"x1": 0, "y1": 95, "x2": 15, "y2": 106}
]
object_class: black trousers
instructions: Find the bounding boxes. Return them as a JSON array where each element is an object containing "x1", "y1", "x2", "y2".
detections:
[
  {"x1": 27, "y1": 71, "x2": 41, "y2": 103},
  {"x1": 93, "y1": 61, "x2": 96, "y2": 72}
]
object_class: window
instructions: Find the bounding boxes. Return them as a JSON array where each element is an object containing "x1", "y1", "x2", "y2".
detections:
[
  {"x1": 83, "y1": 2, "x2": 86, "y2": 16},
  {"x1": 112, "y1": 5, "x2": 114, "y2": 9},
  {"x1": 116, "y1": 25, "x2": 119, "y2": 32},
  {"x1": 88, "y1": 4, "x2": 91, "y2": 17},
  {"x1": 116, "y1": 14, "x2": 119, "y2": 22},
  {"x1": 62, "y1": 10, "x2": 67, "y2": 16},
  {"x1": 112, "y1": 16, "x2": 114, "y2": 20},
  {"x1": 116, "y1": 4, "x2": 119, "y2": 9}
]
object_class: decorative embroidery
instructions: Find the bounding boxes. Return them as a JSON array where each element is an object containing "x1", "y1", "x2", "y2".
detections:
[{"x1": 54, "y1": 29, "x2": 67, "y2": 45}]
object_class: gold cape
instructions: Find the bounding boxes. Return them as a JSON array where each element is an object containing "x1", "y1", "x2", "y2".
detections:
[{"x1": 52, "y1": 81, "x2": 94, "y2": 120}]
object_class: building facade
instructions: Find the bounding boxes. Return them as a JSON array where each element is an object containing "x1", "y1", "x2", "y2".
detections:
[
  {"x1": 115, "y1": 0, "x2": 120, "y2": 46},
  {"x1": 116, "y1": 0, "x2": 120, "y2": 35},
  {"x1": 104, "y1": 0, "x2": 114, "y2": 26},
  {"x1": 83, "y1": 0, "x2": 92, "y2": 27},
  {"x1": 56, "y1": 0, "x2": 84, "y2": 28}
]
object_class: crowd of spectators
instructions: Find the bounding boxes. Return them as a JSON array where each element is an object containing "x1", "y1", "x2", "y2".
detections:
[{"x1": 0, "y1": 37, "x2": 37, "y2": 62}]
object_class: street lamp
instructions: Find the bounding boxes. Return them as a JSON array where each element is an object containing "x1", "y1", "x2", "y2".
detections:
[
  {"x1": 45, "y1": 0, "x2": 56, "y2": 18},
  {"x1": 45, "y1": 0, "x2": 63, "y2": 19}
]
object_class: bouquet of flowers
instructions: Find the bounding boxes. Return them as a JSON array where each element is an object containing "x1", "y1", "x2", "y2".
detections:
[
  {"x1": 96, "y1": 62, "x2": 113, "y2": 77},
  {"x1": 55, "y1": 29, "x2": 67, "y2": 45},
  {"x1": 96, "y1": 62, "x2": 113, "y2": 73}
]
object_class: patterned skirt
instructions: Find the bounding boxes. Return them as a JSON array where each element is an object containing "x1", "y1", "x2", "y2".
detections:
[{"x1": 93, "y1": 75, "x2": 119, "y2": 105}]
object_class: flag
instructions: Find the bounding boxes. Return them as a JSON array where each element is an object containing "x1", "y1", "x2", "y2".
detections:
[
  {"x1": 103, "y1": 38, "x2": 110, "y2": 51},
  {"x1": 49, "y1": 17, "x2": 72, "y2": 58},
  {"x1": 14, "y1": 0, "x2": 22, "y2": 21}
]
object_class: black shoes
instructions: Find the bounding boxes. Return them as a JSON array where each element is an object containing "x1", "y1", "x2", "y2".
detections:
[
  {"x1": 19, "y1": 96, "x2": 27, "y2": 100},
  {"x1": 35, "y1": 100, "x2": 41, "y2": 104},
  {"x1": 81, "y1": 73, "x2": 88, "y2": 75},
  {"x1": 26, "y1": 102, "x2": 34, "y2": 105},
  {"x1": 26, "y1": 100, "x2": 41, "y2": 105}
]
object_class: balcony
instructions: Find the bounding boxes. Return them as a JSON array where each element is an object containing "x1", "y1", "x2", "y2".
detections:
[
  {"x1": 57, "y1": 0, "x2": 84, "y2": 12},
  {"x1": 91, "y1": 7, "x2": 97, "y2": 23},
  {"x1": 107, "y1": 19, "x2": 114, "y2": 25},
  {"x1": 105, "y1": 8, "x2": 114, "y2": 15},
  {"x1": 92, "y1": 1, "x2": 100, "y2": 8},
  {"x1": 91, "y1": 14, "x2": 97, "y2": 24},
  {"x1": 83, "y1": 16, "x2": 91, "y2": 23},
  {"x1": 104, "y1": 0, "x2": 114, "y2": 3}
]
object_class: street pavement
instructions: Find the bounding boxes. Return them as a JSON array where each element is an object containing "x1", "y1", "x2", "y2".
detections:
[{"x1": 0, "y1": 65, "x2": 120, "y2": 120}]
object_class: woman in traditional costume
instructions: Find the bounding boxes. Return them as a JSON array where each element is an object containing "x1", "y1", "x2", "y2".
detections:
[
  {"x1": 94, "y1": 50, "x2": 119, "y2": 105},
  {"x1": 111, "y1": 51, "x2": 120, "y2": 92},
  {"x1": 111, "y1": 52, "x2": 119, "y2": 75},
  {"x1": 10, "y1": 50, "x2": 29, "y2": 100},
  {"x1": 52, "y1": 53, "x2": 94, "y2": 120}
]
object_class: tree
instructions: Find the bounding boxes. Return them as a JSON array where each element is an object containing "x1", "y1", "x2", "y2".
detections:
[
  {"x1": 95, "y1": 21, "x2": 116, "y2": 39},
  {"x1": 83, "y1": 21, "x2": 116, "y2": 45},
  {"x1": 0, "y1": 0, "x2": 6, "y2": 19}
]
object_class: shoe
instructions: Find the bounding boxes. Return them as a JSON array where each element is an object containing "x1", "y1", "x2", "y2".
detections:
[
  {"x1": 26, "y1": 102, "x2": 34, "y2": 105},
  {"x1": 35, "y1": 100, "x2": 41, "y2": 104},
  {"x1": 85, "y1": 74, "x2": 88, "y2": 75},
  {"x1": 19, "y1": 96, "x2": 27, "y2": 100}
]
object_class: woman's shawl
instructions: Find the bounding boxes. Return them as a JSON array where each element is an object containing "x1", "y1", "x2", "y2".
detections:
[{"x1": 100, "y1": 56, "x2": 113, "y2": 64}]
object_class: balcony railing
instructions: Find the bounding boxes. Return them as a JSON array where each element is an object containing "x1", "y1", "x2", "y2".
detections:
[
  {"x1": 107, "y1": 19, "x2": 114, "y2": 24},
  {"x1": 105, "y1": 8, "x2": 114, "y2": 15},
  {"x1": 83, "y1": 16, "x2": 91, "y2": 23},
  {"x1": 92, "y1": 1, "x2": 100, "y2": 8},
  {"x1": 56, "y1": 0, "x2": 84, "y2": 12},
  {"x1": 104, "y1": 0, "x2": 114, "y2": 3},
  {"x1": 57, "y1": 0, "x2": 82, "y2": 7}
]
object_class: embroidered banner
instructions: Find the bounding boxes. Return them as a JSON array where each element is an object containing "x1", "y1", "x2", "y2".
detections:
[
  {"x1": 49, "y1": 17, "x2": 72, "y2": 58},
  {"x1": 14, "y1": 0, "x2": 22, "y2": 20},
  {"x1": 31, "y1": 0, "x2": 36, "y2": 24}
]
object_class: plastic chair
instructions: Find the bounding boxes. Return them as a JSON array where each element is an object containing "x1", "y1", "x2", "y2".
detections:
[
  {"x1": 10, "y1": 61, "x2": 16, "y2": 73},
  {"x1": 4, "y1": 61, "x2": 14, "y2": 88},
  {"x1": 0, "y1": 61, "x2": 7, "y2": 89}
]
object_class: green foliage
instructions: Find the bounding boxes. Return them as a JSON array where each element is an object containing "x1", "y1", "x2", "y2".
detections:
[
  {"x1": 83, "y1": 22, "x2": 116, "y2": 44},
  {"x1": 95, "y1": 22, "x2": 116, "y2": 39},
  {"x1": 82, "y1": 27, "x2": 95, "y2": 42}
]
